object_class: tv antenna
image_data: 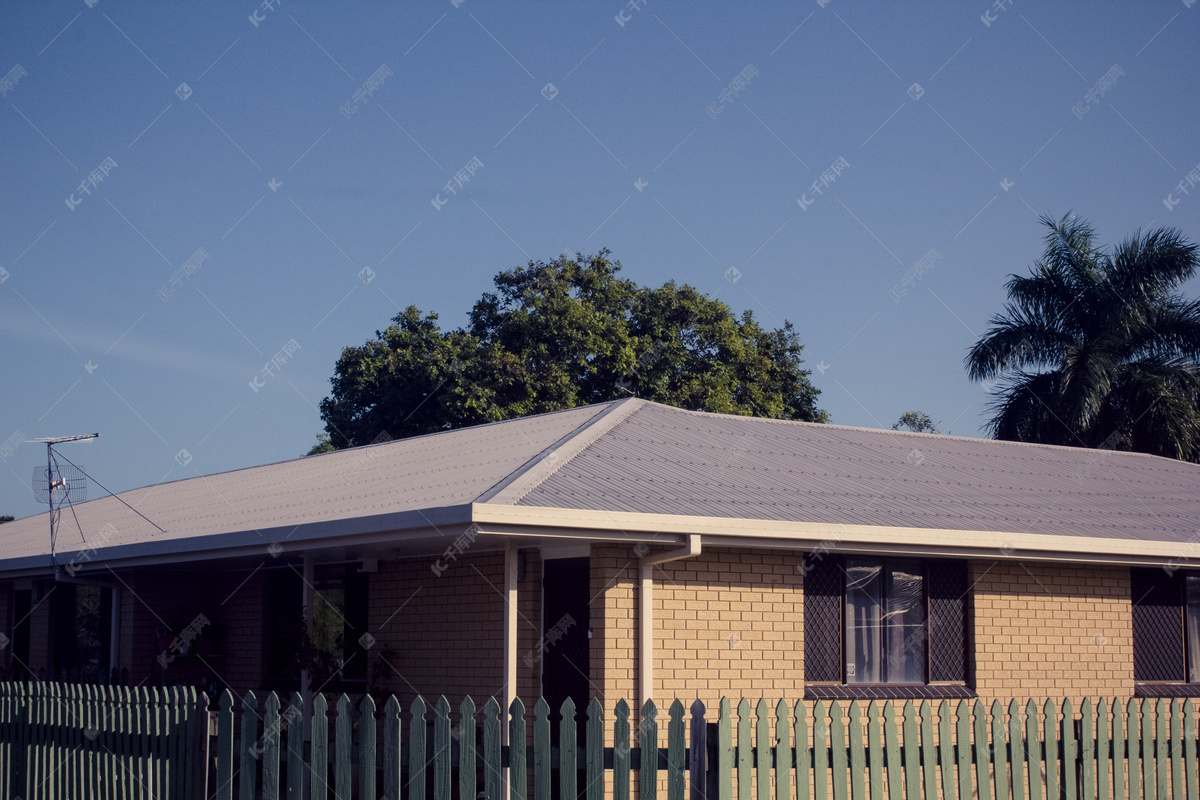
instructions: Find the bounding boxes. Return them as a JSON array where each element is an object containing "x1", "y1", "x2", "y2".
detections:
[
  {"x1": 31, "y1": 434, "x2": 98, "y2": 567},
  {"x1": 28, "y1": 433, "x2": 166, "y2": 572}
]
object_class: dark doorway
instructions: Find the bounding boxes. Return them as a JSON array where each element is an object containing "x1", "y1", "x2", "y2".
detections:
[
  {"x1": 11, "y1": 589, "x2": 31, "y2": 680},
  {"x1": 51, "y1": 583, "x2": 112, "y2": 681},
  {"x1": 541, "y1": 557, "x2": 591, "y2": 719},
  {"x1": 266, "y1": 563, "x2": 370, "y2": 692}
]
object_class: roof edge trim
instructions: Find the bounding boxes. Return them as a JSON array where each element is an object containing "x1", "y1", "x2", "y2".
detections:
[
  {"x1": 471, "y1": 503, "x2": 1196, "y2": 562},
  {"x1": 0, "y1": 503, "x2": 475, "y2": 578}
]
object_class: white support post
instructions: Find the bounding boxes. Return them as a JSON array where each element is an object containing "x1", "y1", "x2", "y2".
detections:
[
  {"x1": 503, "y1": 538, "x2": 519, "y2": 800},
  {"x1": 301, "y1": 554, "x2": 314, "y2": 705},
  {"x1": 301, "y1": 553, "x2": 314, "y2": 800},
  {"x1": 639, "y1": 563, "x2": 654, "y2": 707},
  {"x1": 108, "y1": 586, "x2": 120, "y2": 675},
  {"x1": 504, "y1": 538, "x2": 518, "y2": 732}
]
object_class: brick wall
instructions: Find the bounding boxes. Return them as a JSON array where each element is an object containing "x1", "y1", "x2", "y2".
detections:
[
  {"x1": 591, "y1": 545, "x2": 805, "y2": 711},
  {"x1": 214, "y1": 567, "x2": 267, "y2": 691},
  {"x1": 0, "y1": 585, "x2": 9, "y2": 673},
  {"x1": 105, "y1": 550, "x2": 542, "y2": 700},
  {"x1": 652, "y1": 548, "x2": 805, "y2": 709},
  {"x1": 517, "y1": 550, "x2": 543, "y2": 703},
  {"x1": 591, "y1": 544, "x2": 638, "y2": 712},
  {"x1": 113, "y1": 565, "x2": 266, "y2": 692},
  {"x1": 0, "y1": 550, "x2": 1149, "y2": 711},
  {"x1": 589, "y1": 545, "x2": 803, "y2": 800},
  {"x1": 597, "y1": 552, "x2": 1137, "y2": 709},
  {"x1": 971, "y1": 560, "x2": 1134, "y2": 701},
  {"x1": 367, "y1": 549, "x2": 542, "y2": 707}
]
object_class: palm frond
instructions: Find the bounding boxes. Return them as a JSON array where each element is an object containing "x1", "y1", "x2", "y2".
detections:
[
  {"x1": 1003, "y1": 264, "x2": 1083, "y2": 335},
  {"x1": 965, "y1": 307, "x2": 1071, "y2": 381},
  {"x1": 971, "y1": 213, "x2": 1200, "y2": 461},
  {"x1": 1108, "y1": 226, "x2": 1200, "y2": 304},
  {"x1": 985, "y1": 370, "x2": 1081, "y2": 446},
  {"x1": 1038, "y1": 212, "x2": 1103, "y2": 291},
  {"x1": 1122, "y1": 296, "x2": 1200, "y2": 364}
]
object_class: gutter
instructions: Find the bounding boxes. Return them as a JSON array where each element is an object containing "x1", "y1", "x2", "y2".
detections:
[
  {"x1": 473, "y1": 504, "x2": 1200, "y2": 568},
  {"x1": 53, "y1": 566, "x2": 117, "y2": 589},
  {"x1": 639, "y1": 534, "x2": 702, "y2": 704}
]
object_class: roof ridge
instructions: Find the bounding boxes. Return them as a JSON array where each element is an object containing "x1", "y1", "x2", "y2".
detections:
[
  {"x1": 633, "y1": 401, "x2": 1199, "y2": 467},
  {"x1": 476, "y1": 398, "x2": 646, "y2": 505},
  {"x1": 6, "y1": 402, "x2": 623, "y2": 525}
]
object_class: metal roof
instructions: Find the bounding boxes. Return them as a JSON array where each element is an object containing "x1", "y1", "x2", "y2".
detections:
[
  {"x1": 519, "y1": 401, "x2": 1200, "y2": 543},
  {"x1": 3, "y1": 397, "x2": 1198, "y2": 574},
  {"x1": 0, "y1": 403, "x2": 607, "y2": 571}
]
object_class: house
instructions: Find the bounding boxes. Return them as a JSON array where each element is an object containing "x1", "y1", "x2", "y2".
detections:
[{"x1": 2, "y1": 397, "x2": 1199, "y2": 718}]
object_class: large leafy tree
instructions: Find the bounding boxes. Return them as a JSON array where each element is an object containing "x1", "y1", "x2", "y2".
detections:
[
  {"x1": 966, "y1": 214, "x2": 1200, "y2": 461},
  {"x1": 316, "y1": 249, "x2": 826, "y2": 449}
]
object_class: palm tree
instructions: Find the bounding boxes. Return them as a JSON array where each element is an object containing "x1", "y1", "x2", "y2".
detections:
[{"x1": 966, "y1": 213, "x2": 1200, "y2": 461}]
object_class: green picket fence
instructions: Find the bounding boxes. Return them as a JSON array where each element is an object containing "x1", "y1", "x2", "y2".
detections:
[
  {"x1": 6, "y1": 683, "x2": 1200, "y2": 800},
  {"x1": 0, "y1": 681, "x2": 206, "y2": 800},
  {"x1": 214, "y1": 692, "x2": 1200, "y2": 800}
]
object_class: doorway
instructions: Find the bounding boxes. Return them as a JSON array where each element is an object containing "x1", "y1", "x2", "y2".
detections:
[{"x1": 541, "y1": 556, "x2": 591, "y2": 719}]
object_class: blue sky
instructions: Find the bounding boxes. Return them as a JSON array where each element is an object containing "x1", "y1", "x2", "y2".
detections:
[{"x1": 2, "y1": 1, "x2": 1198, "y2": 521}]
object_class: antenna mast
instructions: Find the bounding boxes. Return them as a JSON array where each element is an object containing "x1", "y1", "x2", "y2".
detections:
[{"x1": 31, "y1": 433, "x2": 99, "y2": 567}]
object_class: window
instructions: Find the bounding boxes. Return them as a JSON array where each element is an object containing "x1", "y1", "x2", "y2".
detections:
[
  {"x1": 309, "y1": 566, "x2": 369, "y2": 685},
  {"x1": 804, "y1": 553, "x2": 970, "y2": 697},
  {"x1": 845, "y1": 558, "x2": 926, "y2": 683},
  {"x1": 266, "y1": 564, "x2": 369, "y2": 690},
  {"x1": 1131, "y1": 567, "x2": 1200, "y2": 691},
  {"x1": 1188, "y1": 577, "x2": 1200, "y2": 683}
]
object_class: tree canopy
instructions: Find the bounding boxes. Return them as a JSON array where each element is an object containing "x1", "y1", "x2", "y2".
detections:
[
  {"x1": 892, "y1": 411, "x2": 939, "y2": 434},
  {"x1": 966, "y1": 213, "x2": 1200, "y2": 461},
  {"x1": 314, "y1": 250, "x2": 826, "y2": 449}
]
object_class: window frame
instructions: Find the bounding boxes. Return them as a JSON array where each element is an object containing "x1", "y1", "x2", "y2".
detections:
[
  {"x1": 1186, "y1": 574, "x2": 1200, "y2": 684},
  {"x1": 265, "y1": 563, "x2": 370, "y2": 692},
  {"x1": 803, "y1": 552, "x2": 975, "y2": 700},
  {"x1": 1133, "y1": 566, "x2": 1200, "y2": 697},
  {"x1": 843, "y1": 556, "x2": 930, "y2": 685}
]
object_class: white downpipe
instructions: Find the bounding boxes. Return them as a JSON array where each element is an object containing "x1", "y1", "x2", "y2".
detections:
[{"x1": 638, "y1": 534, "x2": 702, "y2": 705}]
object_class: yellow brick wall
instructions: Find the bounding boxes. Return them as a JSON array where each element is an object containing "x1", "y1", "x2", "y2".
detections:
[
  {"x1": 1, "y1": 550, "x2": 1146, "y2": 713},
  {"x1": 591, "y1": 546, "x2": 804, "y2": 713},
  {"x1": 590, "y1": 546, "x2": 804, "y2": 800},
  {"x1": 591, "y1": 544, "x2": 638, "y2": 712},
  {"x1": 596, "y1": 552, "x2": 1138, "y2": 709},
  {"x1": 652, "y1": 547, "x2": 804, "y2": 709},
  {"x1": 970, "y1": 560, "x2": 1134, "y2": 701}
]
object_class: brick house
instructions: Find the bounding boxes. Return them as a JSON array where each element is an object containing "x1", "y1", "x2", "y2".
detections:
[{"x1": 2, "y1": 397, "x2": 1199, "y2": 715}]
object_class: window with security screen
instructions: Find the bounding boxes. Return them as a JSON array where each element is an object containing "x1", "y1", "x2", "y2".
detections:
[
  {"x1": 1131, "y1": 567, "x2": 1196, "y2": 687},
  {"x1": 803, "y1": 553, "x2": 970, "y2": 696}
]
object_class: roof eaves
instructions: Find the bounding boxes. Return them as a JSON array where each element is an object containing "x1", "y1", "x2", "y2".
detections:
[
  {"x1": 471, "y1": 503, "x2": 1196, "y2": 566},
  {"x1": 0, "y1": 503, "x2": 477, "y2": 579}
]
